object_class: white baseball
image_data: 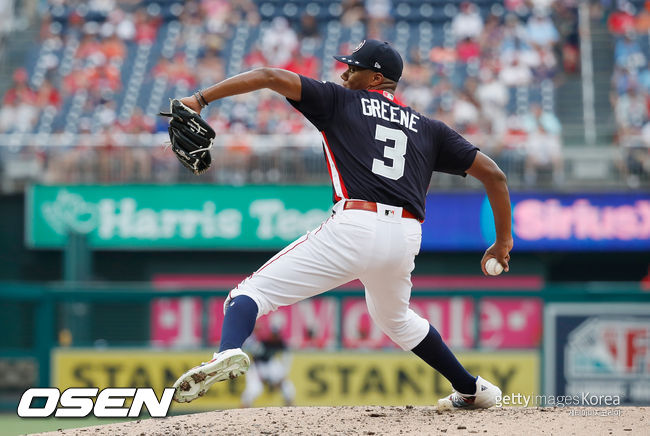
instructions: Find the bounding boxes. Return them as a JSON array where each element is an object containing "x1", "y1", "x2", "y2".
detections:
[{"x1": 485, "y1": 258, "x2": 504, "y2": 276}]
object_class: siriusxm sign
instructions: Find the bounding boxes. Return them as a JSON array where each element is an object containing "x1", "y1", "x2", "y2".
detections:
[{"x1": 422, "y1": 192, "x2": 650, "y2": 251}]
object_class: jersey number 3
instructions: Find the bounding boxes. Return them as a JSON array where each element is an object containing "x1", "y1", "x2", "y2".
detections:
[{"x1": 371, "y1": 125, "x2": 407, "y2": 180}]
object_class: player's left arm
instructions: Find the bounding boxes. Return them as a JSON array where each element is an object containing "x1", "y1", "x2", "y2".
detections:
[
  {"x1": 466, "y1": 151, "x2": 513, "y2": 275},
  {"x1": 178, "y1": 68, "x2": 302, "y2": 113}
]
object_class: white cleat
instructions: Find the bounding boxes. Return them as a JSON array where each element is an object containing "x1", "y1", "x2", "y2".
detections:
[
  {"x1": 438, "y1": 376, "x2": 502, "y2": 410},
  {"x1": 172, "y1": 348, "x2": 250, "y2": 403}
]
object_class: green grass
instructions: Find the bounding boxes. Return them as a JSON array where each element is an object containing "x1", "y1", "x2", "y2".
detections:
[{"x1": 0, "y1": 414, "x2": 139, "y2": 435}]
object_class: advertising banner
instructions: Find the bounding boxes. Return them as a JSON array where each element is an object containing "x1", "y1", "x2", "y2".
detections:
[
  {"x1": 150, "y1": 297, "x2": 338, "y2": 349},
  {"x1": 151, "y1": 297, "x2": 541, "y2": 350},
  {"x1": 28, "y1": 186, "x2": 650, "y2": 251},
  {"x1": 423, "y1": 192, "x2": 650, "y2": 251},
  {"x1": 341, "y1": 297, "x2": 474, "y2": 349},
  {"x1": 544, "y1": 303, "x2": 650, "y2": 405},
  {"x1": 341, "y1": 297, "x2": 542, "y2": 349},
  {"x1": 52, "y1": 349, "x2": 538, "y2": 409},
  {"x1": 479, "y1": 298, "x2": 542, "y2": 349},
  {"x1": 51, "y1": 349, "x2": 246, "y2": 411},
  {"x1": 27, "y1": 185, "x2": 332, "y2": 249}
]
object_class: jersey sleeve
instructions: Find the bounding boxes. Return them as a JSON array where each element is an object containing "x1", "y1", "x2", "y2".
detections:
[
  {"x1": 432, "y1": 120, "x2": 479, "y2": 176},
  {"x1": 286, "y1": 75, "x2": 344, "y2": 131}
]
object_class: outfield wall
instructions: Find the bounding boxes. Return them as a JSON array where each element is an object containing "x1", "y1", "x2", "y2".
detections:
[{"x1": 0, "y1": 283, "x2": 648, "y2": 410}]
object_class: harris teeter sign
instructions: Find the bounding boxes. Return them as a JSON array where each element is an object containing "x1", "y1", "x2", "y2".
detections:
[{"x1": 27, "y1": 185, "x2": 332, "y2": 249}]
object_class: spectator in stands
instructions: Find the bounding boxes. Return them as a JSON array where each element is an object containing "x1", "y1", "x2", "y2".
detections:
[
  {"x1": 480, "y1": 14, "x2": 504, "y2": 58},
  {"x1": 0, "y1": 0, "x2": 13, "y2": 47},
  {"x1": 243, "y1": 41, "x2": 270, "y2": 70},
  {"x1": 341, "y1": 0, "x2": 367, "y2": 27},
  {"x1": 554, "y1": 0, "x2": 580, "y2": 73},
  {"x1": 615, "y1": 84, "x2": 647, "y2": 138},
  {"x1": 504, "y1": 0, "x2": 528, "y2": 14},
  {"x1": 526, "y1": 8, "x2": 559, "y2": 48},
  {"x1": 494, "y1": 114, "x2": 528, "y2": 181},
  {"x1": 611, "y1": 64, "x2": 638, "y2": 96},
  {"x1": 451, "y1": 2, "x2": 484, "y2": 41},
  {"x1": 608, "y1": 2, "x2": 637, "y2": 36},
  {"x1": 522, "y1": 104, "x2": 564, "y2": 186},
  {"x1": 430, "y1": 75, "x2": 456, "y2": 117},
  {"x1": 501, "y1": 13, "x2": 528, "y2": 49},
  {"x1": 615, "y1": 82, "x2": 650, "y2": 186},
  {"x1": 134, "y1": 8, "x2": 160, "y2": 45},
  {"x1": 529, "y1": 0, "x2": 555, "y2": 12},
  {"x1": 452, "y1": 91, "x2": 481, "y2": 137},
  {"x1": 613, "y1": 82, "x2": 648, "y2": 186},
  {"x1": 298, "y1": 12, "x2": 321, "y2": 44},
  {"x1": 167, "y1": 53, "x2": 197, "y2": 89},
  {"x1": 226, "y1": 0, "x2": 260, "y2": 28},
  {"x1": 201, "y1": 0, "x2": 231, "y2": 35},
  {"x1": 118, "y1": 107, "x2": 153, "y2": 134},
  {"x1": 456, "y1": 37, "x2": 481, "y2": 63},
  {"x1": 36, "y1": 76, "x2": 62, "y2": 110},
  {"x1": 476, "y1": 68, "x2": 509, "y2": 136},
  {"x1": 110, "y1": 9, "x2": 135, "y2": 41},
  {"x1": 197, "y1": 50, "x2": 226, "y2": 87},
  {"x1": 283, "y1": 45, "x2": 320, "y2": 78},
  {"x1": 632, "y1": 122, "x2": 650, "y2": 183},
  {"x1": 366, "y1": 0, "x2": 393, "y2": 38},
  {"x1": 0, "y1": 68, "x2": 38, "y2": 133},
  {"x1": 221, "y1": 125, "x2": 253, "y2": 185},
  {"x1": 501, "y1": 15, "x2": 540, "y2": 74},
  {"x1": 638, "y1": 60, "x2": 650, "y2": 93},
  {"x1": 261, "y1": 17, "x2": 298, "y2": 68},
  {"x1": 102, "y1": 33, "x2": 127, "y2": 62},
  {"x1": 636, "y1": 1, "x2": 650, "y2": 33},
  {"x1": 87, "y1": 62, "x2": 122, "y2": 101},
  {"x1": 500, "y1": 57, "x2": 533, "y2": 87},
  {"x1": 530, "y1": 45, "x2": 558, "y2": 80},
  {"x1": 76, "y1": 33, "x2": 104, "y2": 64},
  {"x1": 400, "y1": 55, "x2": 435, "y2": 113},
  {"x1": 614, "y1": 31, "x2": 646, "y2": 70},
  {"x1": 95, "y1": 99, "x2": 118, "y2": 130}
]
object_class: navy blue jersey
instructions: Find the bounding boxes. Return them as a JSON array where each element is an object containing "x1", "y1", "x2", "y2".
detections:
[{"x1": 288, "y1": 75, "x2": 478, "y2": 221}]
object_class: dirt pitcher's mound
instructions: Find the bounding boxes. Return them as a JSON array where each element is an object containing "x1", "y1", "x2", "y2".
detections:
[{"x1": 34, "y1": 406, "x2": 647, "y2": 436}]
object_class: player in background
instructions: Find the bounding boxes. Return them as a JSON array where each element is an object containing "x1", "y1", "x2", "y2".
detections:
[
  {"x1": 240, "y1": 325, "x2": 295, "y2": 407},
  {"x1": 171, "y1": 40, "x2": 513, "y2": 409}
]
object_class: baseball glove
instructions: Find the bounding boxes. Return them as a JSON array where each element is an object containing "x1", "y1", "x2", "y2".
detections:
[{"x1": 159, "y1": 98, "x2": 215, "y2": 175}]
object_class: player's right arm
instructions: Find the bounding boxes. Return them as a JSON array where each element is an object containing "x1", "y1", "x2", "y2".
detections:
[
  {"x1": 179, "y1": 68, "x2": 302, "y2": 113},
  {"x1": 466, "y1": 151, "x2": 513, "y2": 275}
]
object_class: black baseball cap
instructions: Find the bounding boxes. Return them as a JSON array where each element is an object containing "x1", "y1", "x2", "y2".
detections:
[{"x1": 334, "y1": 39, "x2": 403, "y2": 82}]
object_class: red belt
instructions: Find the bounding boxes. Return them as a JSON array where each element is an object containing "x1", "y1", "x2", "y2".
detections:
[{"x1": 343, "y1": 200, "x2": 421, "y2": 222}]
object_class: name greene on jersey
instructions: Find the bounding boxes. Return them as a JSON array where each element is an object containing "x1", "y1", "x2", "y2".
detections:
[{"x1": 360, "y1": 97, "x2": 420, "y2": 133}]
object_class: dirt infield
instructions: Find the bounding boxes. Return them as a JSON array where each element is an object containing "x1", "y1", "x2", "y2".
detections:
[{"x1": 33, "y1": 406, "x2": 647, "y2": 436}]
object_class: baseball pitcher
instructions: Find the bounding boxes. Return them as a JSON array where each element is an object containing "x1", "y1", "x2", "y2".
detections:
[{"x1": 165, "y1": 40, "x2": 513, "y2": 409}]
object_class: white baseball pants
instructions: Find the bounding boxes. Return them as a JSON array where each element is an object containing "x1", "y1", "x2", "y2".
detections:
[{"x1": 228, "y1": 199, "x2": 431, "y2": 350}]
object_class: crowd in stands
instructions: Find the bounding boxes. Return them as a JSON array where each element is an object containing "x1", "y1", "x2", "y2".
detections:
[
  {"x1": 0, "y1": 0, "x2": 581, "y2": 187},
  {"x1": 607, "y1": 0, "x2": 650, "y2": 186}
]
